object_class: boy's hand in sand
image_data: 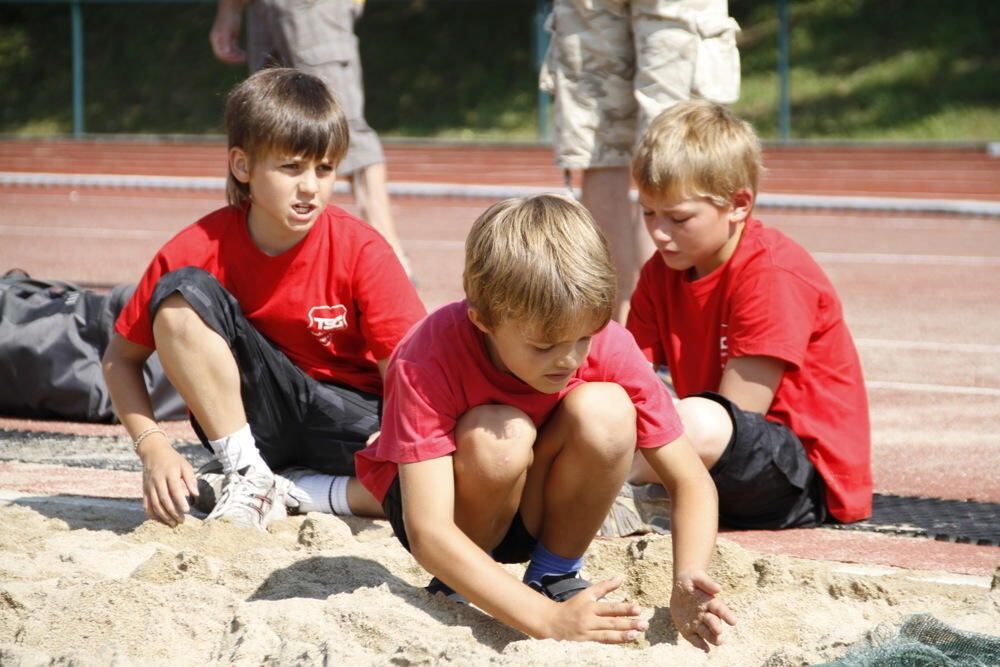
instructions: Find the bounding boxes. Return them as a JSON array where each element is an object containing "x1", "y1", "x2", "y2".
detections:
[
  {"x1": 139, "y1": 440, "x2": 198, "y2": 526},
  {"x1": 669, "y1": 569, "x2": 737, "y2": 651},
  {"x1": 542, "y1": 576, "x2": 648, "y2": 644}
]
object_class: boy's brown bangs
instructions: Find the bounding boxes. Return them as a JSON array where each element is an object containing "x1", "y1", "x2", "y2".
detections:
[{"x1": 253, "y1": 115, "x2": 346, "y2": 164}]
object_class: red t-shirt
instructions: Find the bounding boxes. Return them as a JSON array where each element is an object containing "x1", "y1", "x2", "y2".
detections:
[
  {"x1": 626, "y1": 217, "x2": 872, "y2": 522},
  {"x1": 356, "y1": 300, "x2": 684, "y2": 502},
  {"x1": 114, "y1": 204, "x2": 426, "y2": 395}
]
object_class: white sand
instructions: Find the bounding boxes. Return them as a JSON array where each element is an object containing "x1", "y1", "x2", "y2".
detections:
[{"x1": 0, "y1": 496, "x2": 997, "y2": 666}]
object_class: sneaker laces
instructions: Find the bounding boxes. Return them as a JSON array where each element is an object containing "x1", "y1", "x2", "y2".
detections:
[{"x1": 205, "y1": 465, "x2": 285, "y2": 529}]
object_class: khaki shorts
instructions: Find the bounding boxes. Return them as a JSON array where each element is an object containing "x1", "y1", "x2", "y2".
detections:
[
  {"x1": 540, "y1": 0, "x2": 741, "y2": 169},
  {"x1": 248, "y1": 0, "x2": 385, "y2": 176}
]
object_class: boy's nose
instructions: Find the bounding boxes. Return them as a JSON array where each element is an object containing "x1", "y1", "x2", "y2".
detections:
[
  {"x1": 299, "y1": 172, "x2": 319, "y2": 194},
  {"x1": 554, "y1": 355, "x2": 575, "y2": 370},
  {"x1": 651, "y1": 224, "x2": 672, "y2": 243},
  {"x1": 555, "y1": 348, "x2": 582, "y2": 370}
]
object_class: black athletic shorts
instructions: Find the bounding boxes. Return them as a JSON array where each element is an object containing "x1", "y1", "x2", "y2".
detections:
[
  {"x1": 150, "y1": 267, "x2": 381, "y2": 475},
  {"x1": 382, "y1": 475, "x2": 538, "y2": 563},
  {"x1": 696, "y1": 392, "x2": 829, "y2": 530}
]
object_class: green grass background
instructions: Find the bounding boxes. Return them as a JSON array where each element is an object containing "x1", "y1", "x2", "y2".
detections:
[{"x1": 0, "y1": 0, "x2": 997, "y2": 141}]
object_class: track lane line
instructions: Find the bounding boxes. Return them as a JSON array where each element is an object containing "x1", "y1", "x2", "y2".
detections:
[
  {"x1": 866, "y1": 381, "x2": 1000, "y2": 396},
  {"x1": 856, "y1": 339, "x2": 1000, "y2": 354}
]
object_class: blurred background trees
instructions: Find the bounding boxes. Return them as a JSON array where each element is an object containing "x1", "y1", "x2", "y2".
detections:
[{"x1": 0, "y1": 0, "x2": 996, "y2": 140}]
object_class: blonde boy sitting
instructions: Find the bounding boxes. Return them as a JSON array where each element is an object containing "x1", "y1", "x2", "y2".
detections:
[{"x1": 627, "y1": 100, "x2": 872, "y2": 529}]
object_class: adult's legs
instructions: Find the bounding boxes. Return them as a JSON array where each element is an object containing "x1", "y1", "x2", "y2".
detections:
[
  {"x1": 347, "y1": 162, "x2": 412, "y2": 277},
  {"x1": 544, "y1": 1, "x2": 647, "y2": 321},
  {"x1": 579, "y1": 167, "x2": 652, "y2": 322},
  {"x1": 247, "y1": 0, "x2": 413, "y2": 277}
]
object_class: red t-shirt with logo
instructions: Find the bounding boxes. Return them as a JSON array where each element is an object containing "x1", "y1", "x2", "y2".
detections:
[
  {"x1": 626, "y1": 217, "x2": 872, "y2": 523},
  {"x1": 114, "y1": 204, "x2": 426, "y2": 395},
  {"x1": 355, "y1": 300, "x2": 684, "y2": 502}
]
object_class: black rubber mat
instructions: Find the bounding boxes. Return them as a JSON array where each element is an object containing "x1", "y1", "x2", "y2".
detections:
[{"x1": 832, "y1": 494, "x2": 1000, "y2": 547}]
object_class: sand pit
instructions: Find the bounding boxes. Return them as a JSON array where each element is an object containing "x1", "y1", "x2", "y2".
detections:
[{"x1": 0, "y1": 495, "x2": 997, "y2": 666}]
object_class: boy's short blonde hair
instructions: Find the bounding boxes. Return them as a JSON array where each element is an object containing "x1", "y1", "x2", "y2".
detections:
[
  {"x1": 224, "y1": 67, "x2": 350, "y2": 206},
  {"x1": 463, "y1": 193, "x2": 616, "y2": 340},
  {"x1": 632, "y1": 100, "x2": 763, "y2": 206}
]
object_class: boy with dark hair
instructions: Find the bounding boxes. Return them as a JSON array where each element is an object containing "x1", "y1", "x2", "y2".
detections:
[
  {"x1": 103, "y1": 67, "x2": 425, "y2": 530},
  {"x1": 356, "y1": 193, "x2": 735, "y2": 648},
  {"x1": 626, "y1": 100, "x2": 872, "y2": 528}
]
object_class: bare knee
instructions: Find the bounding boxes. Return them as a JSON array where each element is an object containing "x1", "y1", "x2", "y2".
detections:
[
  {"x1": 560, "y1": 382, "x2": 636, "y2": 461},
  {"x1": 454, "y1": 404, "x2": 536, "y2": 484},
  {"x1": 151, "y1": 293, "x2": 204, "y2": 343},
  {"x1": 676, "y1": 396, "x2": 733, "y2": 469}
]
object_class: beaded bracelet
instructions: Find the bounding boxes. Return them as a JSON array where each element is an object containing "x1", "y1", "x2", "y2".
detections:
[{"x1": 133, "y1": 426, "x2": 167, "y2": 453}]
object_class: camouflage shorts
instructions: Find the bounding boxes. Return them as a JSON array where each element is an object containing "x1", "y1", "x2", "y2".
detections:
[{"x1": 540, "y1": 0, "x2": 740, "y2": 169}]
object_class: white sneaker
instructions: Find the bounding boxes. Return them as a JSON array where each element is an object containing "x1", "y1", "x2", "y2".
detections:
[
  {"x1": 193, "y1": 459, "x2": 305, "y2": 514},
  {"x1": 205, "y1": 465, "x2": 286, "y2": 530}
]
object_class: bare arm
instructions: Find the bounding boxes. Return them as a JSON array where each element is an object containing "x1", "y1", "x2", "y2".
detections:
[
  {"x1": 103, "y1": 333, "x2": 197, "y2": 526},
  {"x1": 717, "y1": 355, "x2": 785, "y2": 414},
  {"x1": 400, "y1": 457, "x2": 645, "y2": 643},
  {"x1": 209, "y1": 0, "x2": 247, "y2": 64},
  {"x1": 641, "y1": 436, "x2": 737, "y2": 650}
]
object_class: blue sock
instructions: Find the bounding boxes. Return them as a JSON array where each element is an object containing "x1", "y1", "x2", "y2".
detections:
[{"x1": 522, "y1": 542, "x2": 584, "y2": 584}]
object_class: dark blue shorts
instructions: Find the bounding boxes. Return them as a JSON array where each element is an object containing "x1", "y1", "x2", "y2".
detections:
[
  {"x1": 149, "y1": 267, "x2": 380, "y2": 475},
  {"x1": 381, "y1": 475, "x2": 538, "y2": 563},
  {"x1": 697, "y1": 392, "x2": 828, "y2": 530}
]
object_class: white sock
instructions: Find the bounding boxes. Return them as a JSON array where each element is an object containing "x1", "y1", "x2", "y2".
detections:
[
  {"x1": 292, "y1": 472, "x2": 353, "y2": 515},
  {"x1": 330, "y1": 476, "x2": 353, "y2": 516},
  {"x1": 207, "y1": 423, "x2": 268, "y2": 475}
]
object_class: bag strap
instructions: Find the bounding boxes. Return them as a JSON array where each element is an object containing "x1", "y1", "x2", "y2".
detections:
[{"x1": 0, "y1": 276, "x2": 83, "y2": 296}]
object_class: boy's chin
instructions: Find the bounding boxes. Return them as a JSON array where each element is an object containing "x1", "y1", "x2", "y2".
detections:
[
  {"x1": 533, "y1": 377, "x2": 572, "y2": 394},
  {"x1": 660, "y1": 255, "x2": 692, "y2": 272}
]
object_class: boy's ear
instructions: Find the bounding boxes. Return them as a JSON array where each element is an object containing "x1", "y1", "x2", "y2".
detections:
[
  {"x1": 229, "y1": 147, "x2": 251, "y2": 184},
  {"x1": 729, "y1": 187, "x2": 754, "y2": 223},
  {"x1": 466, "y1": 307, "x2": 492, "y2": 334}
]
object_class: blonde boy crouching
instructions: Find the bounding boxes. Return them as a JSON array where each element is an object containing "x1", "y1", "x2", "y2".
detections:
[{"x1": 356, "y1": 194, "x2": 736, "y2": 647}]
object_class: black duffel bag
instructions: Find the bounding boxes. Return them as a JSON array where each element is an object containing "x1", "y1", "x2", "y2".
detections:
[{"x1": 0, "y1": 271, "x2": 185, "y2": 423}]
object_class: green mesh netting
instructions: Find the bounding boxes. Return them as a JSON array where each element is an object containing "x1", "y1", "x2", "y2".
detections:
[{"x1": 815, "y1": 614, "x2": 1000, "y2": 667}]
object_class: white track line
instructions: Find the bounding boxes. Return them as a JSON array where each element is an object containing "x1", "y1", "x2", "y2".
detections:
[
  {"x1": 813, "y1": 252, "x2": 1000, "y2": 266},
  {"x1": 866, "y1": 381, "x2": 1000, "y2": 396},
  {"x1": 856, "y1": 338, "x2": 1000, "y2": 354},
  {"x1": 3, "y1": 172, "x2": 999, "y2": 216},
  {"x1": 0, "y1": 224, "x2": 168, "y2": 240}
]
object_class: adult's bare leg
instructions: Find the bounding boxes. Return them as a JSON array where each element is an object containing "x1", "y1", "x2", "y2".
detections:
[
  {"x1": 580, "y1": 167, "x2": 651, "y2": 322},
  {"x1": 349, "y1": 162, "x2": 413, "y2": 278}
]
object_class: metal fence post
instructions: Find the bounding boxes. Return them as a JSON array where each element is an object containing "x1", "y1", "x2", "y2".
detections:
[
  {"x1": 71, "y1": 0, "x2": 84, "y2": 136},
  {"x1": 777, "y1": 0, "x2": 790, "y2": 141}
]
